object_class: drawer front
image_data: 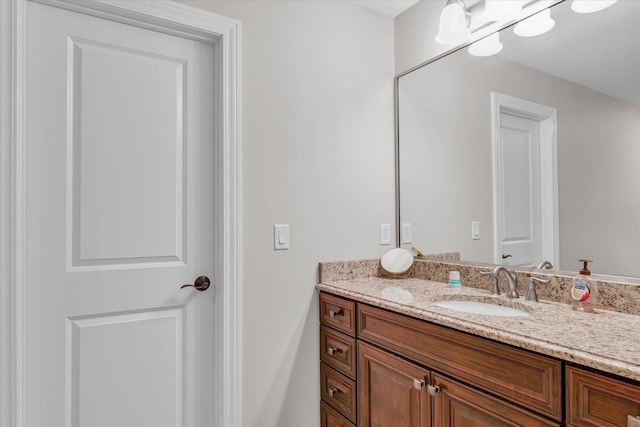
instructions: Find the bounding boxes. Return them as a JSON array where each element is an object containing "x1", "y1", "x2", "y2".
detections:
[
  {"x1": 566, "y1": 366, "x2": 640, "y2": 427},
  {"x1": 358, "y1": 303, "x2": 563, "y2": 421},
  {"x1": 320, "y1": 293, "x2": 356, "y2": 337},
  {"x1": 321, "y1": 363, "x2": 357, "y2": 423},
  {"x1": 433, "y1": 373, "x2": 560, "y2": 427},
  {"x1": 321, "y1": 401, "x2": 355, "y2": 427},
  {"x1": 321, "y1": 325, "x2": 356, "y2": 379}
]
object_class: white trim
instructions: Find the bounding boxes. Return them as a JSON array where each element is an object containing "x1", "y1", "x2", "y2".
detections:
[
  {"x1": 490, "y1": 92, "x2": 559, "y2": 268},
  {"x1": 0, "y1": 1, "x2": 242, "y2": 426}
]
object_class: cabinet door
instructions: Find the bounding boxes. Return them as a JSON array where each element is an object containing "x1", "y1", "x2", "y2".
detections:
[
  {"x1": 433, "y1": 373, "x2": 560, "y2": 427},
  {"x1": 566, "y1": 366, "x2": 640, "y2": 427},
  {"x1": 358, "y1": 341, "x2": 430, "y2": 427}
]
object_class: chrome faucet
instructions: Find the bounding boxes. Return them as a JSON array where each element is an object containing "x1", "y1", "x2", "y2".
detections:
[
  {"x1": 481, "y1": 266, "x2": 519, "y2": 298},
  {"x1": 535, "y1": 260, "x2": 554, "y2": 269}
]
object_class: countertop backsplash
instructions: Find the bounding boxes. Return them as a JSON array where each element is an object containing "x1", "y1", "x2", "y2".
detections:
[{"x1": 319, "y1": 258, "x2": 640, "y2": 316}]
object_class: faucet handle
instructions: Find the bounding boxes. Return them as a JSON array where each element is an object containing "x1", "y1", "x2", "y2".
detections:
[
  {"x1": 526, "y1": 277, "x2": 551, "y2": 302},
  {"x1": 479, "y1": 270, "x2": 500, "y2": 295}
]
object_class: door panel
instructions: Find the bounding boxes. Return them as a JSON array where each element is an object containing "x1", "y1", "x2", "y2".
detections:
[
  {"x1": 24, "y1": 2, "x2": 215, "y2": 425},
  {"x1": 69, "y1": 37, "x2": 186, "y2": 267},
  {"x1": 498, "y1": 112, "x2": 541, "y2": 267}
]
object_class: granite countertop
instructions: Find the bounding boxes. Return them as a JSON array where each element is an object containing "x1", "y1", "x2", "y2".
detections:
[{"x1": 317, "y1": 277, "x2": 640, "y2": 382}]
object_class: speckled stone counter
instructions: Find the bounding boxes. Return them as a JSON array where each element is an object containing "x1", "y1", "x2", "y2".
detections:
[{"x1": 317, "y1": 260, "x2": 640, "y2": 382}]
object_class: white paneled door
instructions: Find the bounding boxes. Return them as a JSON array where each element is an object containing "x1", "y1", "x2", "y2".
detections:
[
  {"x1": 23, "y1": 2, "x2": 216, "y2": 425},
  {"x1": 497, "y1": 112, "x2": 542, "y2": 267}
]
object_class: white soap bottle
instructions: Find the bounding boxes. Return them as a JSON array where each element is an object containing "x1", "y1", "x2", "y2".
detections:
[{"x1": 571, "y1": 259, "x2": 598, "y2": 313}]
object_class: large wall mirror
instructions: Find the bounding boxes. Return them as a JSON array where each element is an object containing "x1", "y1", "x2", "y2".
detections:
[{"x1": 397, "y1": 0, "x2": 640, "y2": 278}]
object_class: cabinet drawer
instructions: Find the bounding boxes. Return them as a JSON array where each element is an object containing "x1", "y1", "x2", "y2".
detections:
[
  {"x1": 566, "y1": 366, "x2": 640, "y2": 427},
  {"x1": 320, "y1": 325, "x2": 356, "y2": 379},
  {"x1": 433, "y1": 373, "x2": 560, "y2": 426},
  {"x1": 321, "y1": 363, "x2": 357, "y2": 423},
  {"x1": 320, "y1": 293, "x2": 356, "y2": 337},
  {"x1": 321, "y1": 401, "x2": 355, "y2": 427},
  {"x1": 358, "y1": 304, "x2": 562, "y2": 421}
]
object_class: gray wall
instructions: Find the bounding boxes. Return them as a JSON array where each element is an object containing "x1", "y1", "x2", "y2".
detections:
[{"x1": 179, "y1": 1, "x2": 395, "y2": 426}]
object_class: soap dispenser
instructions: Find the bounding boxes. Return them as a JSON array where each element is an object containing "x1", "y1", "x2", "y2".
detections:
[{"x1": 571, "y1": 259, "x2": 597, "y2": 313}]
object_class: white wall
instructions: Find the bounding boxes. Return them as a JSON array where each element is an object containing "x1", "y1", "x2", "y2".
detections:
[
  {"x1": 177, "y1": 1, "x2": 395, "y2": 426},
  {"x1": 395, "y1": 0, "x2": 450, "y2": 74}
]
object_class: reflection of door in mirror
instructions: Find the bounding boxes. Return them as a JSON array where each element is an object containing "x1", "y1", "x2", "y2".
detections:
[
  {"x1": 497, "y1": 113, "x2": 541, "y2": 267},
  {"x1": 491, "y1": 93, "x2": 558, "y2": 268}
]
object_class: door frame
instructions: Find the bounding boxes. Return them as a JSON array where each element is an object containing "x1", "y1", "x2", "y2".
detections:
[
  {"x1": 0, "y1": 1, "x2": 243, "y2": 426},
  {"x1": 490, "y1": 92, "x2": 558, "y2": 268}
]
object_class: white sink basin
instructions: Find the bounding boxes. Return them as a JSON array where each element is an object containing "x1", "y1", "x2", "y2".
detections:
[{"x1": 432, "y1": 300, "x2": 529, "y2": 317}]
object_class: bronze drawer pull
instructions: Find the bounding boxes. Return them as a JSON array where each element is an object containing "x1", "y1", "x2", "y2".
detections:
[{"x1": 329, "y1": 309, "x2": 343, "y2": 318}]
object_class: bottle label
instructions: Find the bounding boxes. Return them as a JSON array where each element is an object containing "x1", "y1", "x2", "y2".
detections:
[{"x1": 571, "y1": 282, "x2": 591, "y2": 302}]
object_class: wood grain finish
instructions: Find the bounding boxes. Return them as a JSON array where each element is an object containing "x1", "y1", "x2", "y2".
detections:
[
  {"x1": 358, "y1": 341, "x2": 430, "y2": 427},
  {"x1": 358, "y1": 304, "x2": 562, "y2": 421},
  {"x1": 566, "y1": 365, "x2": 640, "y2": 426},
  {"x1": 320, "y1": 292, "x2": 356, "y2": 337},
  {"x1": 433, "y1": 373, "x2": 561, "y2": 427},
  {"x1": 321, "y1": 363, "x2": 357, "y2": 423},
  {"x1": 321, "y1": 325, "x2": 356, "y2": 379},
  {"x1": 321, "y1": 401, "x2": 356, "y2": 427}
]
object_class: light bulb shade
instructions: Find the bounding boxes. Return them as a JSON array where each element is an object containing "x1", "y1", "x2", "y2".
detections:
[
  {"x1": 468, "y1": 32, "x2": 503, "y2": 57},
  {"x1": 435, "y1": 1, "x2": 471, "y2": 45},
  {"x1": 571, "y1": 0, "x2": 617, "y2": 14},
  {"x1": 513, "y1": 8, "x2": 555, "y2": 37},
  {"x1": 483, "y1": 0, "x2": 523, "y2": 21}
]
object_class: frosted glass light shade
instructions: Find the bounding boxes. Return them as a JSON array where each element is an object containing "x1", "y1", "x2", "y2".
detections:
[
  {"x1": 483, "y1": 0, "x2": 523, "y2": 21},
  {"x1": 435, "y1": 1, "x2": 471, "y2": 45},
  {"x1": 468, "y1": 33, "x2": 503, "y2": 57},
  {"x1": 514, "y1": 9, "x2": 555, "y2": 37},
  {"x1": 571, "y1": 0, "x2": 617, "y2": 13}
]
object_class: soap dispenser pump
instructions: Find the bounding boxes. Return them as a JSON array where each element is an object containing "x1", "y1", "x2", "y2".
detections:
[{"x1": 571, "y1": 259, "x2": 597, "y2": 313}]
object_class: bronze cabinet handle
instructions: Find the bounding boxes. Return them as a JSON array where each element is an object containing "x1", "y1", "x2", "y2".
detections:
[{"x1": 180, "y1": 275, "x2": 211, "y2": 291}]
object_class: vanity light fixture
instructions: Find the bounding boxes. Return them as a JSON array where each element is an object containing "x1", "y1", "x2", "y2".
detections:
[
  {"x1": 513, "y1": 8, "x2": 555, "y2": 37},
  {"x1": 435, "y1": 0, "x2": 471, "y2": 45},
  {"x1": 468, "y1": 32, "x2": 503, "y2": 56},
  {"x1": 483, "y1": 0, "x2": 523, "y2": 22},
  {"x1": 571, "y1": 0, "x2": 617, "y2": 14}
]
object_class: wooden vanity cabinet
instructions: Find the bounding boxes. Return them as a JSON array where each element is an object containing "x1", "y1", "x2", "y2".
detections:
[
  {"x1": 320, "y1": 292, "x2": 567, "y2": 427},
  {"x1": 566, "y1": 365, "x2": 640, "y2": 426}
]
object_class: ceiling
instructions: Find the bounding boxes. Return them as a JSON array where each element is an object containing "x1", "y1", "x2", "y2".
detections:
[
  {"x1": 351, "y1": 0, "x2": 420, "y2": 17},
  {"x1": 499, "y1": 0, "x2": 640, "y2": 107}
]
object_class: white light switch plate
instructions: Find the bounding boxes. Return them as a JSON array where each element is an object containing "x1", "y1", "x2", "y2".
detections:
[
  {"x1": 274, "y1": 224, "x2": 289, "y2": 250},
  {"x1": 472, "y1": 221, "x2": 480, "y2": 240},
  {"x1": 401, "y1": 223, "x2": 412, "y2": 244},
  {"x1": 380, "y1": 224, "x2": 391, "y2": 245}
]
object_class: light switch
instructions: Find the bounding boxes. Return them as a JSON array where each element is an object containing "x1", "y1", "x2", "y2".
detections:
[
  {"x1": 274, "y1": 224, "x2": 289, "y2": 250},
  {"x1": 401, "y1": 223, "x2": 412, "y2": 244},
  {"x1": 380, "y1": 224, "x2": 391, "y2": 245},
  {"x1": 472, "y1": 221, "x2": 480, "y2": 240}
]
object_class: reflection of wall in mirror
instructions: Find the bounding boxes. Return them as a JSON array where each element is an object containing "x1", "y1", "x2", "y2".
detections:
[{"x1": 398, "y1": 50, "x2": 640, "y2": 277}]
